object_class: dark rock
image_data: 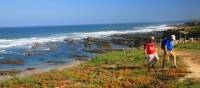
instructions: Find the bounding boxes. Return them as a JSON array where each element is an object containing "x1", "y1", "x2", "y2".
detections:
[
  {"x1": 83, "y1": 37, "x2": 96, "y2": 47},
  {"x1": 71, "y1": 54, "x2": 88, "y2": 58},
  {"x1": 110, "y1": 33, "x2": 160, "y2": 47},
  {"x1": 24, "y1": 50, "x2": 46, "y2": 56},
  {"x1": 24, "y1": 44, "x2": 57, "y2": 56},
  {"x1": 83, "y1": 48, "x2": 106, "y2": 53},
  {"x1": 46, "y1": 60, "x2": 66, "y2": 65},
  {"x1": 64, "y1": 38, "x2": 79, "y2": 45},
  {"x1": 32, "y1": 42, "x2": 43, "y2": 49},
  {"x1": 83, "y1": 37, "x2": 112, "y2": 53},
  {"x1": 74, "y1": 58, "x2": 89, "y2": 61},
  {"x1": 0, "y1": 59, "x2": 24, "y2": 65},
  {"x1": 39, "y1": 59, "x2": 45, "y2": 61},
  {"x1": 26, "y1": 42, "x2": 58, "y2": 56},
  {"x1": 0, "y1": 70, "x2": 20, "y2": 76},
  {"x1": 26, "y1": 68, "x2": 37, "y2": 70},
  {"x1": 46, "y1": 42, "x2": 58, "y2": 51},
  {"x1": 95, "y1": 39, "x2": 112, "y2": 49}
]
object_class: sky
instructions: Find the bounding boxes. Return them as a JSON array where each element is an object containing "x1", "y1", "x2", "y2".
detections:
[{"x1": 0, "y1": 0, "x2": 200, "y2": 27}]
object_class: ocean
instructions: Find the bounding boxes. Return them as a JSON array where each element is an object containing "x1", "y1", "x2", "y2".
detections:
[{"x1": 0, "y1": 22, "x2": 178, "y2": 71}]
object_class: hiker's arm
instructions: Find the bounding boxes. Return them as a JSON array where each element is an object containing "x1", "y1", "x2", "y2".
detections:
[
  {"x1": 144, "y1": 44, "x2": 148, "y2": 57},
  {"x1": 173, "y1": 45, "x2": 178, "y2": 48},
  {"x1": 144, "y1": 45, "x2": 147, "y2": 55},
  {"x1": 144, "y1": 48, "x2": 148, "y2": 57},
  {"x1": 173, "y1": 41, "x2": 178, "y2": 48},
  {"x1": 164, "y1": 45, "x2": 168, "y2": 52},
  {"x1": 155, "y1": 47, "x2": 158, "y2": 54}
]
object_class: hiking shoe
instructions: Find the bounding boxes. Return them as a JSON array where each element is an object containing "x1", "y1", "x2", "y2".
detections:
[
  {"x1": 162, "y1": 67, "x2": 168, "y2": 70},
  {"x1": 174, "y1": 65, "x2": 178, "y2": 69},
  {"x1": 147, "y1": 68, "x2": 150, "y2": 72},
  {"x1": 162, "y1": 66, "x2": 165, "y2": 69},
  {"x1": 151, "y1": 65, "x2": 155, "y2": 68}
]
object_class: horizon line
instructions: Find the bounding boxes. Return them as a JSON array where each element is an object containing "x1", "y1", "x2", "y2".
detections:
[{"x1": 0, "y1": 20, "x2": 192, "y2": 28}]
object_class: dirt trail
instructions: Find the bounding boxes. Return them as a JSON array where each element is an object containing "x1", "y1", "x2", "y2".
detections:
[{"x1": 176, "y1": 50, "x2": 200, "y2": 80}]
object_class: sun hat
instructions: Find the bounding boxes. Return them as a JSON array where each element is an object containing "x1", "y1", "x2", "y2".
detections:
[{"x1": 171, "y1": 35, "x2": 176, "y2": 40}]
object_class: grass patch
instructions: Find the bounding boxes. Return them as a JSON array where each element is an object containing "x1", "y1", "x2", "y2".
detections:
[
  {"x1": 175, "y1": 42, "x2": 200, "y2": 50},
  {"x1": 177, "y1": 79, "x2": 200, "y2": 88},
  {"x1": 82, "y1": 50, "x2": 145, "y2": 67}
]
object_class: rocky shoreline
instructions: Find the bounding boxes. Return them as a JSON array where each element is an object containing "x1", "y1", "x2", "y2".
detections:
[
  {"x1": 0, "y1": 21, "x2": 200, "y2": 81},
  {"x1": 81, "y1": 21, "x2": 200, "y2": 51}
]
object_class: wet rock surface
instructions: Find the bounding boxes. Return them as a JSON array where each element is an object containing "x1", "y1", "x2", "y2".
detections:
[
  {"x1": 83, "y1": 37, "x2": 97, "y2": 48},
  {"x1": 32, "y1": 42, "x2": 43, "y2": 49},
  {"x1": 64, "y1": 38, "x2": 80, "y2": 45},
  {"x1": 0, "y1": 59, "x2": 24, "y2": 65},
  {"x1": 24, "y1": 42, "x2": 58, "y2": 56},
  {"x1": 24, "y1": 50, "x2": 48, "y2": 56},
  {"x1": 0, "y1": 70, "x2": 20, "y2": 76},
  {"x1": 45, "y1": 60, "x2": 66, "y2": 65},
  {"x1": 82, "y1": 37, "x2": 113, "y2": 53},
  {"x1": 74, "y1": 58, "x2": 89, "y2": 61},
  {"x1": 71, "y1": 53, "x2": 88, "y2": 58},
  {"x1": 82, "y1": 33, "x2": 156, "y2": 53},
  {"x1": 80, "y1": 30, "x2": 168, "y2": 54},
  {"x1": 26, "y1": 68, "x2": 37, "y2": 70},
  {"x1": 83, "y1": 48, "x2": 106, "y2": 53}
]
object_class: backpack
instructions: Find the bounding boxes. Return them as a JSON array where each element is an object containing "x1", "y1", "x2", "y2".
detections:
[{"x1": 161, "y1": 38, "x2": 168, "y2": 49}]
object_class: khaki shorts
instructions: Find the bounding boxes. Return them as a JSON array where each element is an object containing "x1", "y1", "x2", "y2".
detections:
[
  {"x1": 164, "y1": 50, "x2": 176, "y2": 60},
  {"x1": 147, "y1": 53, "x2": 159, "y2": 62}
]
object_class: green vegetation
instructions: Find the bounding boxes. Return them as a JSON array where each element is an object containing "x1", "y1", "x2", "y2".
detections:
[
  {"x1": 0, "y1": 48, "x2": 191, "y2": 88},
  {"x1": 177, "y1": 79, "x2": 200, "y2": 88},
  {"x1": 176, "y1": 42, "x2": 200, "y2": 50}
]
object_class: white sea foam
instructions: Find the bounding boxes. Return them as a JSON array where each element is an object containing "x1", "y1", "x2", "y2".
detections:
[
  {"x1": 0, "y1": 36, "x2": 67, "y2": 49},
  {"x1": 72, "y1": 25, "x2": 175, "y2": 38},
  {"x1": 0, "y1": 25, "x2": 175, "y2": 49}
]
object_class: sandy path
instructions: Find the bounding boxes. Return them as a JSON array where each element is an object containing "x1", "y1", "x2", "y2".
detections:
[{"x1": 176, "y1": 50, "x2": 200, "y2": 81}]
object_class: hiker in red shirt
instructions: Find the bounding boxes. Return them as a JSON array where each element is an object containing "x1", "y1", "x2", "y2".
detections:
[{"x1": 144, "y1": 36, "x2": 159, "y2": 71}]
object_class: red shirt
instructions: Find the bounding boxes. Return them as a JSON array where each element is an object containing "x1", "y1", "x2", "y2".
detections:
[{"x1": 144, "y1": 42, "x2": 156, "y2": 54}]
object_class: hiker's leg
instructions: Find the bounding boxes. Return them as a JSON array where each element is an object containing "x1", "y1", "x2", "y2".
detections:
[
  {"x1": 149, "y1": 55, "x2": 154, "y2": 63},
  {"x1": 162, "y1": 51, "x2": 168, "y2": 68},
  {"x1": 147, "y1": 61, "x2": 151, "y2": 72},
  {"x1": 155, "y1": 54, "x2": 159, "y2": 62},
  {"x1": 162, "y1": 51, "x2": 165, "y2": 68},
  {"x1": 172, "y1": 51, "x2": 177, "y2": 67},
  {"x1": 152, "y1": 58, "x2": 156, "y2": 68},
  {"x1": 153, "y1": 54, "x2": 159, "y2": 67},
  {"x1": 147, "y1": 62, "x2": 150, "y2": 71},
  {"x1": 146, "y1": 56, "x2": 150, "y2": 71},
  {"x1": 147, "y1": 55, "x2": 154, "y2": 71},
  {"x1": 154, "y1": 57, "x2": 159, "y2": 72},
  {"x1": 162, "y1": 58, "x2": 166, "y2": 68},
  {"x1": 169, "y1": 52, "x2": 173, "y2": 64}
]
